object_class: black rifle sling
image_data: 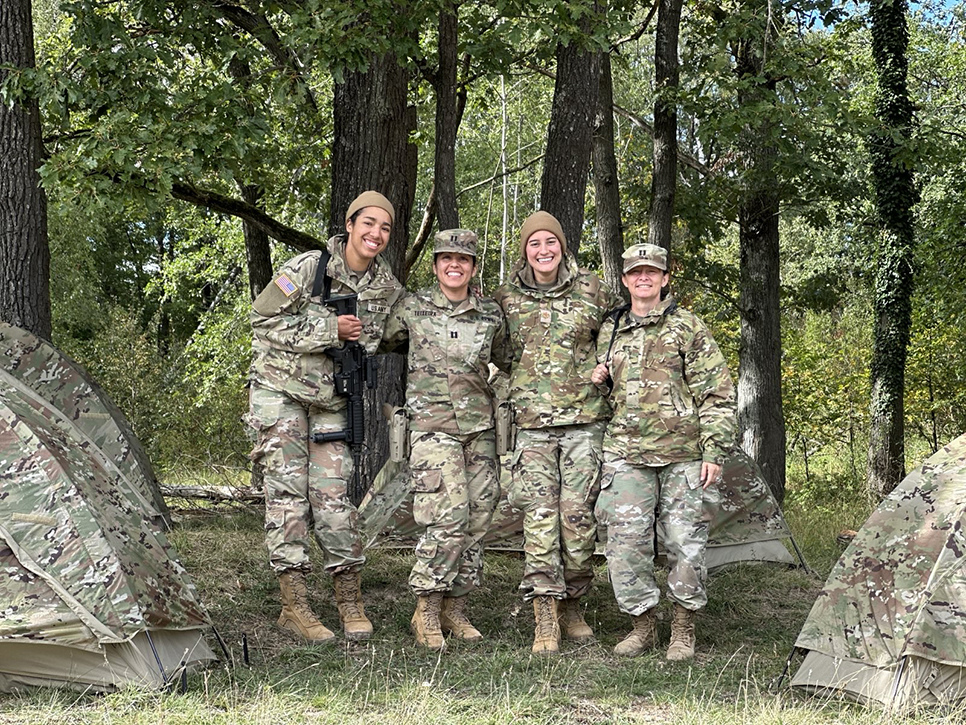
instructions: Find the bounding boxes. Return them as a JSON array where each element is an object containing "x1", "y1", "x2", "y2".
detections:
[
  {"x1": 311, "y1": 249, "x2": 333, "y2": 301},
  {"x1": 604, "y1": 305, "x2": 629, "y2": 363}
]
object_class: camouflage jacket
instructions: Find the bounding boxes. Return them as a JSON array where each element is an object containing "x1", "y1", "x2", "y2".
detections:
[
  {"x1": 249, "y1": 235, "x2": 403, "y2": 408},
  {"x1": 494, "y1": 257, "x2": 617, "y2": 430},
  {"x1": 597, "y1": 297, "x2": 736, "y2": 465},
  {"x1": 382, "y1": 286, "x2": 510, "y2": 435}
]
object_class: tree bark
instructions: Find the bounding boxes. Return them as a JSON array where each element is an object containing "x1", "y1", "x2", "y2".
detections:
[
  {"x1": 647, "y1": 0, "x2": 682, "y2": 255},
  {"x1": 866, "y1": 0, "x2": 917, "y2": 498},
  {"x1": 330, "y1": 51, "x2": 417, "y2": 501},
  {"x1": 0, "y1": 0, "x2": 50, "y2": 340},
  {"x1": 540, "y1": 26, "x2": 601, "y2": 250},
  {"x1": 592, "y1": 52, "x2": 625, "y2": 300},
  {"x1": 330, "y1": 51, "x2": 417, "y2": 281},
  {"x1": 733, "y1": 19, "x2": 787, "y2": 504},
  {"x1": 737, "y1": 187, "x2": 785, "y2": 502},
  {"x1": 434, "y1": 3, "x2": 460, "y2": 230},
  {"x1": 239, "y1": 184, "x2": 274, "y2": 300}
]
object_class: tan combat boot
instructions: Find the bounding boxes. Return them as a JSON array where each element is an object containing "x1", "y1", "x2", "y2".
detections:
[
  {"x1": 666, "y1": 603, "x2": 696, "y2": 661},
  {"x1": 333, "y1": 570, "x2": 373, "y2": 641},
  {"x1": 277, "y1": 570, "x2": 336, "y2": 643},
  {"x1": 531, "y1": 596, "x2": 560, "y2": 654},
  {"x1": 558, "y1": 599, "x2": 594, "y2": 642},
  {"x1": 440, "y1": 596, "x2": 483, "y2": 642},
  {"x1": 613, "y1": 609, "x2": 657, "y2": 657},
  {"x1": 411, "y1": 592, "x2": 446, "y2": 651}
]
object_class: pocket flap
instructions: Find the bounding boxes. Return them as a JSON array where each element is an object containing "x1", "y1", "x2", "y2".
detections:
[{"x1": 412, "y1": 467, "x2": 442, "y2": 493}]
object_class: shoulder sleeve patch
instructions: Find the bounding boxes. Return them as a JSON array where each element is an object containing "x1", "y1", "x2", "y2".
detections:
[
  {"x1": 274, "y1": 274, "x2": 299, "y2": 297},
  {"x1": 253, "y1": 273, "x2": 300, "y2": 316}
]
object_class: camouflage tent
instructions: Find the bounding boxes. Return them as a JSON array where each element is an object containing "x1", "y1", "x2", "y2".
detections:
[
  {"x1": 360, "y1": 448, "x2": 798, "y2": 571},
  {"x1": 791, "y1": 434, "x2": 966, "y2": 708},
  {"x1": 0, "y1": 324, "x2": 213, "y2": 692},
  {"x1": 0, "y1": 322, "x2": 169, "y2": 528}
]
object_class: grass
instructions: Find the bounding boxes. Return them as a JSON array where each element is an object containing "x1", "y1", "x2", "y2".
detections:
[{"x1": 1, "y1": 493, "x2": 962, "y2": 724}]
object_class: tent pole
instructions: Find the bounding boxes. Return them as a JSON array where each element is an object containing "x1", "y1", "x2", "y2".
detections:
[
  {"x1": 787, "y1": 533, "x2": 813, "y2": 576},
  {"x1": 772, "y1": 646, "x2": 799, "y2": 691},
  {"x1": 143, "y1": 630, "x2": 169, "y2": 686},
  {"x1": 889, "y1": 656, "x2": 908, "y2": 707},
  {"x1": 211, "y1": 625, "x2": 232, "y2": 665}
]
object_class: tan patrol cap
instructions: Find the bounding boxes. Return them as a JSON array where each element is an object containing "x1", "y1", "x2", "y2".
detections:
[
  {"x1": 622, "y1": 243, "x2": 668, "y2": 273},
  {"x1": 519, "y1": 211, "x2": 568, "y2": 257},
  {"x1": 345, "y1": 190, "x2": 395, "y2": 225},
  {"x1": 434, "y1": 228, "x2": 478, "y2": 257}
]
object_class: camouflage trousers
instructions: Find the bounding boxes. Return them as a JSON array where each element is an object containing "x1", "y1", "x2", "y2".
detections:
[
  {"x1": 595, "y1": 454, "x2": 713, "y2": 614},
  {"x1": 408, "y1": 428, "x2": 499, "y2": 596},
  {"x1": 248, "y1": 385, "x2": 364, "y2": 575},
  {"x1": 506, "y1": 422, "x2": 604, "y2": 600}
]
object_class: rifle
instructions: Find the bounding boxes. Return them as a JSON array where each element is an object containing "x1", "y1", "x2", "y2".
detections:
[{"x1": 308, "y1": 252, "x2": 379, "y2": 505}]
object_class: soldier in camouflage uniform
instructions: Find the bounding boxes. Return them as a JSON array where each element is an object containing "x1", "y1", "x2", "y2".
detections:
[
  {"x1": 493, "y1": 211, "x2": 619, "y2": 654},
  {"x1": 591, "y1": 243, "x2": 735, "y2": 661},
  {"x1": 248, "y1": 191, "x2": 404, "y2": 644},
  {"x1": 382, "y1": 229, "x2": 510, "y2": 650}
]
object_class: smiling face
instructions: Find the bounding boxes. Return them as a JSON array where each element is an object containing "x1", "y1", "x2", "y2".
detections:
[
  {"x1": 524, "y1": 230, "x2": 563, "y2": 284},
  {"x1": 622, "y1": 264, "x2": 669, "y2": 310},
  {"x1": 434, "y1": 252, "x2": 476, "y2": 300},
  {"x1": 344, "y1": 206, "x2": 392, "y2": 271}
]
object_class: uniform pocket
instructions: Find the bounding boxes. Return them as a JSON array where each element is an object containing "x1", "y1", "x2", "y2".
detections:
[
  {"x1": 594, "y1": 464, "x2": 618, "y2": 527},
  {"x1": 415, "y1": 538, "x2": 438, "y2": 560},
  {"x1": 412, "y1": 468, "x2": 443, "y2": 494}
]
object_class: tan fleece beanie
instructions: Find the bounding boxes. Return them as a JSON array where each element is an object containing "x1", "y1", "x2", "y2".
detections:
[
  {"x1": 518, "y1": 211, "x2": 568, "y2": 258},
  {"x1": 345, "y1": 190, "x2": 395, "y2": 225}
]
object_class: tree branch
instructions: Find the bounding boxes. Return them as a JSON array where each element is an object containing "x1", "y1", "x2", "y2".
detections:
[
  {"x1": 171, "y1": 181, "x2": 325, "y2": 252},
  {"x1": 204, "y1": 0, "x2": 319, "y2": 113},
  {"x1": 525, "y1": 61, "x2": 709, "y2": 176},
  {"x1": 612, "y1": 1, "x2": 659, "y2": 50},
  {"x1": 457, "y1": 153, "x2": 545, "y2": 197},
  {"x1": 406, "y1": 182, "x2": 438, "y2": 272}
]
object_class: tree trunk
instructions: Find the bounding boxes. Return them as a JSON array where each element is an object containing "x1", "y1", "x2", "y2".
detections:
[
  {"x1": 434, "y1": 3, "x2": 459, "y2": 230},
  {"x1": 540, "y1": 24, "x2": 601, "y2": 250},
  {"x1": 592, "y1": 52, "x2": 625, "y2": 299},
  {"x1": 737, "y1": 186, "x2": 785, "y2": 503},
  {"x1": 331, "y1": 51, "x2": 416, "y2": 280},
  {"x1": 734, "y1": 21, "x2": 787, "y2": 504},
  {"x1": 239, "y1": 184, "x2": 274, "y2": 299},
  {"x1": 0, "y1": 0, "x2": 50, "y2": 340},
  {"x1": 330, "y1": 51, "x2": 417, "y2": 500},
  {"x1": 866, "y1": 0, "x2": 917, "y2": 498},
  {"x1": 647, "y1": 0, "x2": 682, "y2": 256}
]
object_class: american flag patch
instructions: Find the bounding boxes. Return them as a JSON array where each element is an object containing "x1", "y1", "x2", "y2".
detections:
[{"x1": 274, "y1": 274, "x2": 298, "y2": 297}]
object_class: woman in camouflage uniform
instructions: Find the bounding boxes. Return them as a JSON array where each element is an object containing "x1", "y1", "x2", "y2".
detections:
[
  {"x1": 493, "y1": 211, "x2": 618, "y2": 654},
  {"x1": 248, "y1": 191, "x2": 404, "y2": 644},
  {"x1": 382, "y1": 229, "x2": 510, "y2": 650},
  {"x1": 592, "y1": 243, "x2": 735, "y2": 661}
]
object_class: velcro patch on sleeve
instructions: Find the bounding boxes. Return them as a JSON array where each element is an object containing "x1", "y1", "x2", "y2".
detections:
[{"x1": 274, "y1": 274, "x2": 299, "y2": 297}]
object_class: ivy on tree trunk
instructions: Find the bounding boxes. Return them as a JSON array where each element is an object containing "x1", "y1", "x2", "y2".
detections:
[{"x1": 867, "y1": 0, "x2": 918, "y2": 498}]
